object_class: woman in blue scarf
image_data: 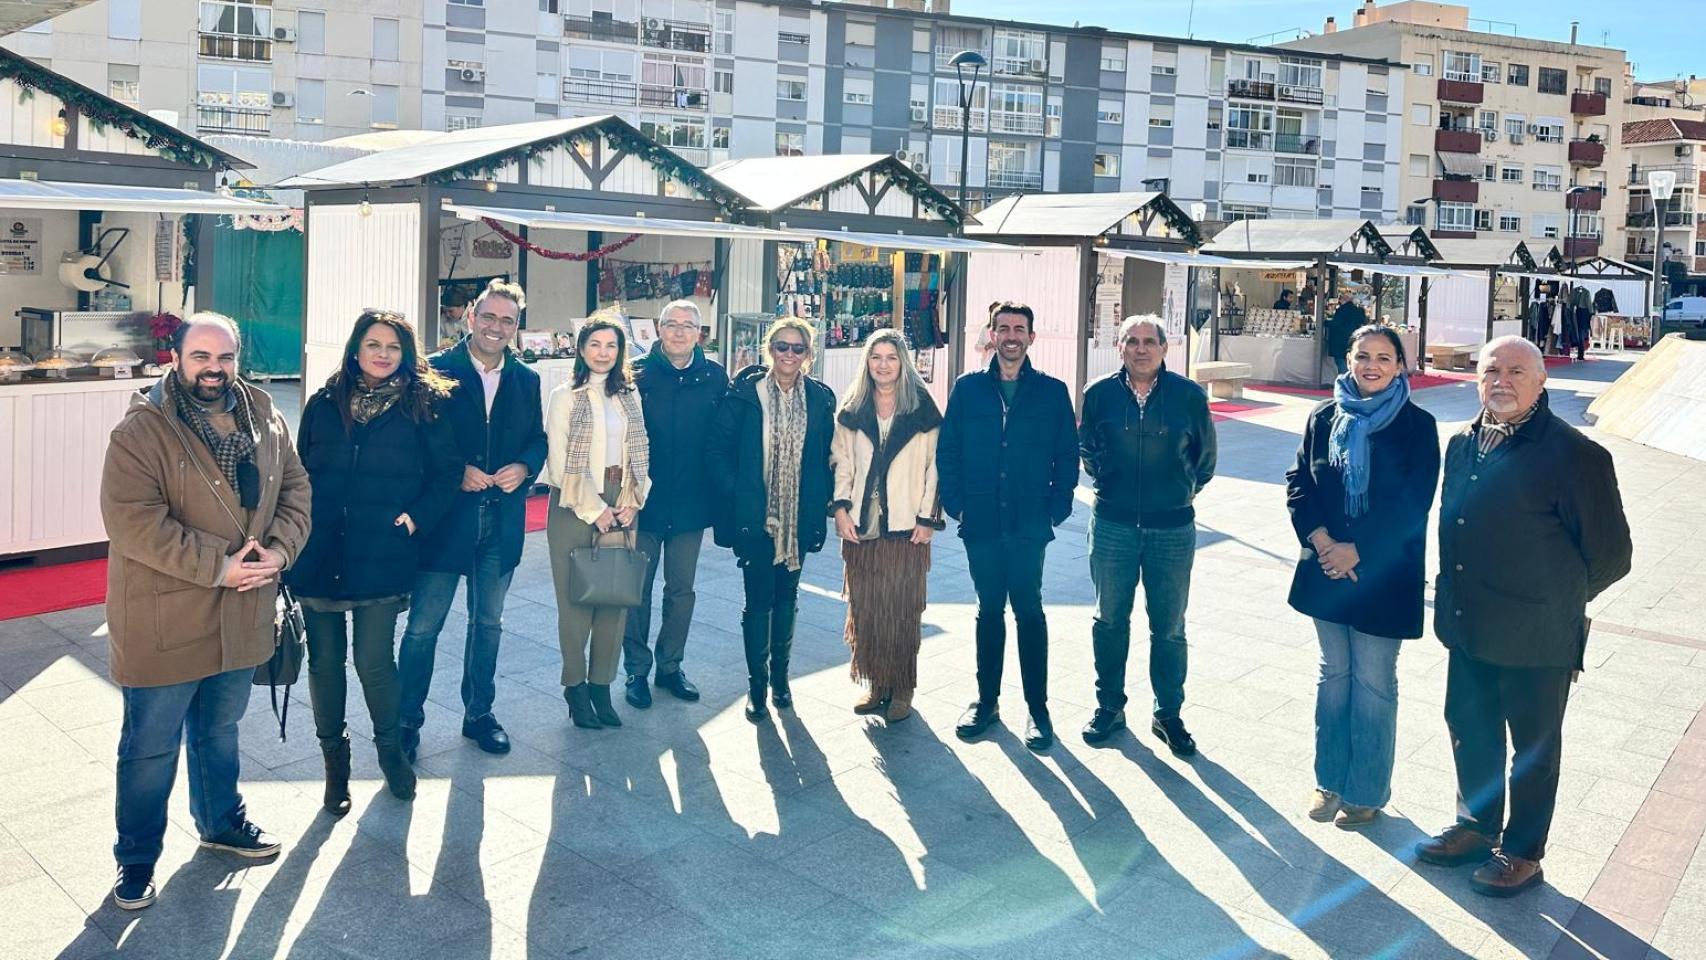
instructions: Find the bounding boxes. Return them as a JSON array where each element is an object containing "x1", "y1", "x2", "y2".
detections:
[{"x1": 1285, "y1": 325, "x2": 1441, "y2": 829}]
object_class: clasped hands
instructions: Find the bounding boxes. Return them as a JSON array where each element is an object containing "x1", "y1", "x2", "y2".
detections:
[
  {"x1": 461, "y1": 463, "x2": 530, "y2": 494},
  {"x1": 1309, "y1": 528, "x2": 1361, "y2": 583},
  {"x1": 222, "y1": 537, "x2": 287, "y2": 592}
]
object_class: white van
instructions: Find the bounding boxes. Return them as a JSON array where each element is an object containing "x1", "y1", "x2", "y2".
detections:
[{"x1": 1661, "y1": 296, "x2": 1706, "y2": 325}]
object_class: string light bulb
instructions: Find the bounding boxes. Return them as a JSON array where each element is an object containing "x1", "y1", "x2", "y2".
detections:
[
  {"x1": 357, "y1": 195, "x2": 373, "y2": 218},
  {"x1": 484, "y1": 179, "x2": 498, "y2": 193},
  {"x1": 51, "y1": 110, "x2": 68, "y2": 138}
]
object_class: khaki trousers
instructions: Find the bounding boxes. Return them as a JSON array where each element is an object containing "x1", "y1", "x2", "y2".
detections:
[{"x1": 546, "y1": 487, "x2": 628, "y2": 686}]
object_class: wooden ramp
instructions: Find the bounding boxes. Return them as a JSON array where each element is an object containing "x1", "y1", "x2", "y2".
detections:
[{"x1": 1586, "y1": 334, "x2": 1706, "y2": 461}]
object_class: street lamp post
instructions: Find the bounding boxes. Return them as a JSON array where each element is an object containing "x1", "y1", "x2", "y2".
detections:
[
  {"x1": 1649, "y1": 169, "x2": 1677, "y2": 337},
  {"x1": 949, "y1": 50, "x2": 986, "y2": 211}
]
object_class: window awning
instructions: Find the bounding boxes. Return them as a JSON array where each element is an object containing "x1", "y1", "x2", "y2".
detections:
[
  {"x1": 787, "y1": 227, "x2": 1033, "y2": 254},
  {"x1": 1101, "y1": 248, "x2": 1318, "y2": 270},
  {"x1": 1437, "y1": 153, "x2": 1482, "y2": 179},
  {"x1": 1326, "y1": 261, "x2": 1479, "y2": 279},
  {"x1": 444, "y1": 203, "x2": 804, "y2": 241},
  {"x1": 0, "y1": 179, "x2": 287, "y2": 214}
]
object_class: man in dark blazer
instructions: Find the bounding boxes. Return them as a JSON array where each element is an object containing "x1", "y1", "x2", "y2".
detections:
[
  {"x1": 398, "y1": 280, "x2": 547, "y2": 759},
  {"x1": 937, "y1": 301, "x2": 1079, "y2": 751},
  {"x1": 1416, "y1": 336, "x2": 1632, "y2": 897}
]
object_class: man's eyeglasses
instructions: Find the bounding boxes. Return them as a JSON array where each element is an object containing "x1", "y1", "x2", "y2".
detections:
[
  {"x1": 770, "y1": 341, "x2": 810, "y2": 356},
  {"x1": 473, "y1": 312, "x2": 517, "y2": 327},
  {"x1": 659, "y1": 321, "x2": 699, "y2": 331}
]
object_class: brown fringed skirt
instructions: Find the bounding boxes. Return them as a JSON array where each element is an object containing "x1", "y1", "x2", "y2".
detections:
[{"x1": 841, "y1": 537, "x2": 931, "y2": 692}]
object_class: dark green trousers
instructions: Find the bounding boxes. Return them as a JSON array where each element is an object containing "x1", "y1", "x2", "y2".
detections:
[{"x1": 304, "y1": 600, "x2": 407, "y2": 749}]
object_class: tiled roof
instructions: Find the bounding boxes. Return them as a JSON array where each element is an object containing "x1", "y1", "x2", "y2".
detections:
[{"x1": 1623, "y1": 118, "x2": 1706, "y2": 144}]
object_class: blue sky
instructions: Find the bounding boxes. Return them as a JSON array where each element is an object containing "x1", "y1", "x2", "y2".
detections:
[{"x1": 953, "y1": 0, "x2": 1703, "y2": 80}]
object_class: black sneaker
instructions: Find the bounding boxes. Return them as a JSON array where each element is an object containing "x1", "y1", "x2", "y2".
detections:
[
  {"x1": 1151, "y1": 717, "x2": 1198, "y2": 757},
  {"x1": 200, "y1": 821, "x2": 282, "y2": 859},
  {"x1": 1082, "y1": 708, "x2": 1127, "y2": 745},
  {"x1": 625, "y1": 675, "x2": 653, "y2": 709},
  {"x1": 954, "y1": 701, "x2": 1000, "y2": 741},
  {"x1": 113, "y1": 864, "x2": 155, "y2": 910}
]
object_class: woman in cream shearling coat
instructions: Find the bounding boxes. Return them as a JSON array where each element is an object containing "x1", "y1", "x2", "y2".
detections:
[{"x1": 830, "y1": 329, "x2": 944, "y2": 722}]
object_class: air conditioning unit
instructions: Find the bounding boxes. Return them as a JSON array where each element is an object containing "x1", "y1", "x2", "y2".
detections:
[
  {"x1": 1483, "y1": 128, "x2": 1499, "y2": 141},
  {"x1": 1527, "y1": 124, "x2": 1540, "y2": 134},
  {"x1": 910, "y1": 105, "x2": 926, "y2": 123},
  {"x1": 272, "y1": 26, "x2": 296, "y2": 43},
  {"x1": 460, "y1": 67, "x2": 485, "y2": 83},
  {"x1": 644, "y1": 17, "x2": 661, "y2": 29},
  {"x1": 1677, "y1": 145, "x2": 1690, "y2": 157},
  {"x1": 1278, "y1": 84, "x2": 1295, "y2": 97},
  {"x1": 913, "y1": 161, "x2": 930, "y2": 176},
  {"x1": 1028, "y1": 58, "x2": 1047, "y2": 74},
  {"x1": 271, "y1": 91, "x2": 294, "y2": 108}
]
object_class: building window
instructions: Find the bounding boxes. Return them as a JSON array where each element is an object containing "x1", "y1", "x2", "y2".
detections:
[
  {"x1": 1475, "y1": 208, "x2": 1493, "y2": 231},
  {"x1": 843, "y1": 77, "x2": 873, "y2": 105},
  {"x1": 198, "y1": 0, "x2": 273, "y2": 60},
  {"x1": 108, "y1": 64, "x2": 140, "y2": 104},
  {"x1": 448, "y1": 0, "x2": 481, "y2": 5},
  {"x1": 1443, "y1": 51, "x2": 1479, "y2": 82},
  {"x1": 108, "y1": 0, "x2": 141, "y2": 40},
  {"x1": 446, "y1": 114, "x2": 481, "y2": 131},
  {"x1": 641, "y1": 114, "x2": 706, "y2": 149},
  {"x1": 296, "y1": 77, "x2": 324, "y2": 122},
  {"x1": 775, "y1": 131, "x2": 804, "y2": 156},
  {"x1": 372, "y1": 18, "x2": 399, "y2": 61},
  {"x1": 713, "y1": 69, "x2": 732, "y2": 94},
  {"x1": 1532, "y1": 166, "x2": 1562, "y2": 191},
  {"x1": 714, "y1": 11, "x2": 733, "y2": 55},
  {"x1": 1226, "y1": 104, "x2": 1274, "y2": 149},
  {"x1": 910, "y1": 83, "x2": 927, "y2": 123},
  {"x1": 1537, "y1": 67, "x2": 1567, "y2": 94},
  {"x1": 1100, "y1": 44, "x2": 1125, "y2": 72},
  {"x1": 1594, "y1": 76, "x2": 1612, "y2": 97},
  {"x1": 1412, "y1": 55, "x2": 1432, "y2": 77},
  {"x1": 1278, "y1": 56, "x2": 1323, "y2": 90},
  {"x1": 776, "y1": 78, "x2": 806, "y2": 101},
  {"x1": 1507, "y1": 63, "x2": 1529, "y2": 86},
  {"x1": 1045, "y1": 97, "x2": 1061, "y2": 137},
  {"x1": 371, "y1": 83, "x2": 398, "y2": 127},
  {"x1": 1405, "y1": 204, "x2": 1426, "y2": 226},
  {"x1": 1504, "y1": 116, "x2": 1526, "y2": 141},
  {"x1": 1480, "y1": 61, "x2": 1501, "y2": 84},
  {"x1": 711, "y1": 125, "x2": 729, "y2": 149},
  {"x1": 1436, "y1": 201, "x2": 1474, "y2": 231},
  {"x1": 538, "y1": 0, "x2": 558, "y2": 12},
  {"x1": 1093, "y1": 152, "x2": 1119, "y2": 177},
  {"x1": 195, "y1": 63, "x2": 271, "y2": 135},
  {"x1": 1532, "y1": 213, "x2": 1562, "y2": 239},
  {"x1": 1478, "y1": 109, "x2": 1498, "y2": 131},
  {"x1": 1408, "y1": 153, "x2": 1428, "y2": 177},
  {"x1": 1534, "y1": 122, "x2": 1564, "y2": 143},
  {"x1": 297, "y1": 10, "x2": 324, "y2": 55},
  {"x1": 1500, "y1": 213, "x2": 1521, "y2": 232},
  {"x1": 1097, "y1": 100, "x2": 1123, "y2": 124},
  {"x1": 1152, "y1": 49, "x2": 1177, "y2": 76},
  {"x1": 1481, "y1": 162, "x2": 1496, "y2": 182},
  {"x1": 846, "y1": 21, "x2": 875, "y2": 47},
  {"x1": 1274, "y1": 157, "x2": 1315, "y2": 187},
  {"x1": 777, "y1": 31, "x2": 810, "y2": 47},
  {"x1": 1500, "y1": 164, "x2": 1523, "y2": 182},
  {"x1": 1224, "y1": 203, "x2": 1269, "y2": 221},
  {"x1": 1410, "y1": 103, "x2": 1432, "y2": 127},
  {"x1": 1148, "y1": 103, "x2": 1173, "y2": 128}
]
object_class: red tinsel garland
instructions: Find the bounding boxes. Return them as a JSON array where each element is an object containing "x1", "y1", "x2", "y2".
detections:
[{"x1": 480, "y1": 217, "x2": 643, "y2": 261}]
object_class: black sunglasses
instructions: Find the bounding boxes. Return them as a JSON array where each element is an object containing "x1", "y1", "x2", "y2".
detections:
[{"x1": 770, "y1": 341, "x2": 809, "y2": 356}]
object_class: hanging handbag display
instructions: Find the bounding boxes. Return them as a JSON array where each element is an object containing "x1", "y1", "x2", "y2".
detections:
[{"x1": 567, "y1": 527, "x2": 649, "y2": 607}]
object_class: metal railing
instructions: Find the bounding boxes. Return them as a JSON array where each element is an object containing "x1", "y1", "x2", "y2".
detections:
[
  {"x1": 987, "y1": 169, "x2": 1043, "y2": 191},
  {"x1": 563, "y1": 16, "x2": 639, "y2": 41},
  {"x1": 563, "y1": 77, "x2": 638, "y2": 106},
  {"x1": 641, "y1": 19, "x2": 710, "y2": 53},
  {"x1": 1443, "y1": 68, "x2": 1479, "y2": 82},
  {"x1": 1273, "y1": 134, "x2": 1319, "y2": 155},
  {"x1": 1227, "y1": 78, "x2": 1275, "y2": 100},
  {"x1": 988, "y1": 111, "x2": 1044, "y2": 135},
  {"x1": 935, "y1": 45, "x2": 988, "y2": 72},
  {"x1": 1630, "y1": 164, "x2": 1698, "y2": 185},
  {"x1": 639, "y1": 86, "x2": 708, "y2": 109},
  {"x1": 1225, "y1": 129, "x2": 1273, "y2": 150},
  {"x1": 195, "y1": 105, "x2": 270, "y2": 135},
  {"x1": 198, "y1": 33, "x2": 271, "y2": 62},
  {"x1": 932, "y1": 104, "x2": 986, "y2": 131},
  {"x1": 1276, "y1": 84, "x2": 1325, "y2": 105}
]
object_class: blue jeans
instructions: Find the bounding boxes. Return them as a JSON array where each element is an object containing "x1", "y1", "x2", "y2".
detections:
[
  {"x1": 399, "y1": 501, "x2": 514, "y2": 729},
  {"x1": 1313, "y1": 618, "x2": 1402, "y2": 808},
  {"x1": 114, "y1": 667, "x2": 253, "y2": 866},
  {"x1": 1088, "y1": 514, "x2": 1195, "y2": 719},
  {"x1": 963, "y1": 537, "x2": 1049, "y2": 710}
]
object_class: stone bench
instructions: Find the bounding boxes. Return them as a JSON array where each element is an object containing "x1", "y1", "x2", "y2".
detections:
[
  {"x1": 1192, "y1": 360, "x2": 1253, "y2": 400},
  {"x1": 1425, "y1": 343, "x2": 1475, "y2": 371}
]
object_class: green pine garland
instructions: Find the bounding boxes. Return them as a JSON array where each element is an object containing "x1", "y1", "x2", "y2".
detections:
[{"x1": 0, "y1": 52, "x2": 220, "y2": 169}]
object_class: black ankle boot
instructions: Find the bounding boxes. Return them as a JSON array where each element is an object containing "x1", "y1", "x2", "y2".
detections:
[
  {"x1": 564, "y1": 682, "x2": 602, "y2": 729},
  {"x1": 745, "y1": 682, "x2": 770, "y2": 724},
  {"x1": 320, "y1": 735, "x2": 351, "y2": 816},
  {"x1": 770, "y1": 605, "x2": 796, "y2": 709},
  {"x1": 588, "y1": 683, "x2": 622, "y2": 727},
  {"x1": 375, "y1": 741, "x2": 416, "y2": 801}
]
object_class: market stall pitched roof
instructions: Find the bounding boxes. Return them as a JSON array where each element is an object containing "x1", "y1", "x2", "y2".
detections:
[
  {"x1": 1427, "y1": 236, "x2": 1545, "y2": 270},
  {"x1": 280, "y1": 115, "x2": 756, "y2": 212},
  {"x1": 964, "y1": 192, "x2": 1201, "y2": 246},
  {"x1": 203, "y1": 135, "x2": 378, "y2": 208},
  {"x1": 0, "y1": 46, "x2": 246, "y2": 170},
  {"x1": 703, "y1": 154, "x2": 965, "y2": 225},
  {"x1": 1377, "y1": 225, "x2": 1442, "y2": 261},
  {"x1": 1201, "y1": 218, "x2": 1392, "y2": 259}
]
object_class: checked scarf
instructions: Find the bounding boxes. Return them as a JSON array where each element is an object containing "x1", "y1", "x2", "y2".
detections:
[
  {"x1": 563, "y1": 380, "x2": 649, "y2": 491},
  {"x1": 764, "y1": 376, "x2": 808, "y2": 572},
  {"x1": 167, "y1": 371, "x2": 257, "y2": 491},
  {"x1": 1474, "y1": 399, "x2": 1540, "y2": 461}
]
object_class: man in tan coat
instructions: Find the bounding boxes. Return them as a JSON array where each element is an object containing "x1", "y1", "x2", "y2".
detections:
[{"x1": 99, "y1": 313, "x2": 311, "y2": 911}]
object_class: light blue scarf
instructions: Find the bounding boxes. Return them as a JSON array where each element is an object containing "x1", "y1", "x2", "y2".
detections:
[{"x1": 1327, "y1": 371, "x2": 1410, "y2": 518}]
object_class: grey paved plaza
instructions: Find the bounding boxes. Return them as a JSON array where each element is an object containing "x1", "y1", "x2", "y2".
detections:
[{"x1": 2, "y1": 356, "x2": 1704, "y2": 960}]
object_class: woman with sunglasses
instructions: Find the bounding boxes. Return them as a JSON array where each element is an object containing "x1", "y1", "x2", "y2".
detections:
[{"x1": 706, "y1": 317, "x2": 836, "y2": 722}]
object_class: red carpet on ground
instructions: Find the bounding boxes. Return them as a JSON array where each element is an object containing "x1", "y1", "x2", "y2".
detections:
[{"x1": 0, "y1": 559, "x2": 109, "y2": 621}]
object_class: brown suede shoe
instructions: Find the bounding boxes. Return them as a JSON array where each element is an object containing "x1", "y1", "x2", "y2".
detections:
[
  {"x1": 886, "y1": 689, "x2": 914, "y2": 723},
  {"x1": 1415, "y1": 823, "x2": 1500, "y2": 866},
  {"x1": 854, "y1": 688, "x2": 889, "y2": 715},
  {"x1": 1470, "y1": 851, "x2": 1544, "y2": 897}
]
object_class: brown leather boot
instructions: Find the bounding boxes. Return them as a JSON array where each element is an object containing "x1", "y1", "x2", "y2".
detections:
[
  {"x1": 854, "y1": 687, "x2": 889, "y2": 715},
  {"x1": 1415, "y1": 822, "x2": 1500, "y2": 867},
  {"x1": 885, "y1": 688, "x2": 914, "y2": 723},
  {"x1": 1470, "y1": 851, "x2": 1544, "y2": 897}
]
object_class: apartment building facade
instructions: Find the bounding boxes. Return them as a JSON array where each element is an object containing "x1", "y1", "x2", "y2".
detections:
[
  {"x1": 1286, "y1": 1, "x2": 1628, "y2": 263},
  {"x1": 1620, "y1": 118, "x2": 1706, "y2": 284},
  {"x1": 2, "y1": 0, "x2": 425, "y2": 141}
]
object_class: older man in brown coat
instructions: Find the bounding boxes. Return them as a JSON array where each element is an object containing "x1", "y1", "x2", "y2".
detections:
[{"x1": 99, "y1": 313, "x2": 311, "y2": 911}]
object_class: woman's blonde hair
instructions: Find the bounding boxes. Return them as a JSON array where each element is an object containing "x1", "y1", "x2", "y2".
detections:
[
  {"x1": 763, "y1": 316, "x2": 818, "y2": 372},
  {"x1": 840, "y1": 328, "x2": 926, "y2": 419}
]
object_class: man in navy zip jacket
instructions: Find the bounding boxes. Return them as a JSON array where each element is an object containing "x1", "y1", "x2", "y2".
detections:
[
  {"x1": 398, "y1": 280, "x2": 547, "y2": 760},
  {"x1": 937, "y1": 301, "x2": 1078, "y2": 751},
  {"x1": 1077, "y1": 316, "x2": 1216, "y2": 755}
]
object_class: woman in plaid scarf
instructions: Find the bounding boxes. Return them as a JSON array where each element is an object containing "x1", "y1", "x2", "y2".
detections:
[{"x1": 543, "y1": 320, "x2": 651, "y2": 730}]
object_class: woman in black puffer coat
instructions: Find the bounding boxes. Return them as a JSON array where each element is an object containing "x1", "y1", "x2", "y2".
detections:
[{"x1": 290, "y1": 310, "x2": 460, "y2": 812}]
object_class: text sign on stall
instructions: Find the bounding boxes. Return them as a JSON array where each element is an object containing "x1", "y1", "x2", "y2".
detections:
[{"x1": 0, "y1": 217, "x2": 42, "y2": 275}]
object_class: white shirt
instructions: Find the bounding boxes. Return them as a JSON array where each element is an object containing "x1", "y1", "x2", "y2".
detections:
[{"x1": 475, "y1": 350, "x2": 504, "y2": 419}]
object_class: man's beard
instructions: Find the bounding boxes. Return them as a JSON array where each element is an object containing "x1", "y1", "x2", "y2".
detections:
[{"x1": 180, "y1": 368, "x2": 231, "y2": 403}]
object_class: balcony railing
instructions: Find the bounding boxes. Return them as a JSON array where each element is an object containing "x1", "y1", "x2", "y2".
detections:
[
  {"x1": 1434, "y1": 179, "x2": 1479, "y2": 203},
  {"x1": 1626, "y1": 209, "x2": 1697, "y2": 228},
  {"x1": 992, "y1": 55, "x2": 1046, "y2": 78},
  {"x1": 1276, "y1": 84, "x2": 1325, "y2": 105},
  {"x1": 641, "y1": 19, "x2": 710, "y2": 53},
  {"x1": 1566, "y1": 187, "x2": 1604, "y2": 211},
  {"x1": 1227, "y1": 78, "x2": 1275, "y2": 100},
  {"x1": 1436, "y1": 77, "x2": 1485, "y2": 104},
  {"x1": 1568, "y1": 139, "x2": 1606, "y2": 166},
  {"x1": 1225, "y1": 129, "x2": 1273, "y2": 150},
  {"x1": 669, "y1": 147, "x2": 710, "y2": 165},
  {"x1": 563, "y1": 15, "x2": 639, "y2": 42},
  {"x1": 195, "y1": 104, "x2": 270, "y2": 135},
  {"x1": 1630, "y1": 164, "x2": 1698, "y2": 185},
  {"x1": 932, "y1": 104, "x2": 986, "y2": 132},
  {"x1": 639, "y1": 86, "x2": 708, "y2": 109},
  {"x1": 935, "y1": 45, "x2": 989, "y2": 72},
  {"x1": 1273, "y1": 133, "x2": 1320, "y2": 155},
  {"x1": 1563, "y1": 236, "x2": 1600, "y2": 258},
  {"x1": 1435, "y1": 128, "x2": 1482, "y2": 154},
  {"x1": 989, "y1": 111, "x2": 1044, "y2": 135},
  {"x1": 1570, "y1": 89, "x2": 1608, "y2": 116},
  {"x1": 987, "y1": 170, "x2": 1043, "y2": 191},
  {"x1": 198, "y1": 33, "x2": 271, "y2": 62},
  {"x1": 563, "y1": 77, "x2": 638, "y2": 106}
]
